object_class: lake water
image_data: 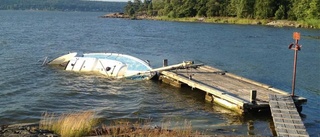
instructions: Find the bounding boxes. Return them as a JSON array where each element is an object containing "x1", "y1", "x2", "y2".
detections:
[{"x1": 0, "y1": 10, "x2": 319, "y2": 136}]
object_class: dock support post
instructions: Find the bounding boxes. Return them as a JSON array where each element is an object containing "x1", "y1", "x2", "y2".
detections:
[
  {"x1": 163, "y1": 59, "x2": 168, "y2": 67},
  {"x1": 159, "y1": 75, "x2": 181, "y2": 88},
  {"x1": 205, "y1": 93, "x2": 213, "y2": 102},
  {"x1": 250, "y1": 90, "x2": 257, "y2": 103}
]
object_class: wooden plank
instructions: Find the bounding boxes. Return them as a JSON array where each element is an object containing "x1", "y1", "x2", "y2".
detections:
[
  {"x1": 274, "y1": 123, "x2": 307, "y2": 129},
  {"x1": 167, "y1": 68, "x2": 272, "y2": 102},
  {"x1": 270, "y1": 103, "x2": 297, "y2": 109},
  {"x1": 273, "y1": 118, "x2": 304, "y2": 125},
  {"x1": 269, "y1": 94, "x2": 309, "y2": 137},
  {"x1": 269, "y1": 105, "x2": 297, "y2": 109},
  {"x1": 199, "y1": 65, "x2": 273, "y2": 88},
  {"x1": 272, "y1": 114, "x2": 301, "y2": 120},
  {"x1": 271, "y1": 110, "x2": 300, "y2": 115},
  {"x1": 277, "y1": 130, "x2": 309, "y2": 136},
  {"x1": 161, "y1": 71, "x2": 248, "y2": 107}
]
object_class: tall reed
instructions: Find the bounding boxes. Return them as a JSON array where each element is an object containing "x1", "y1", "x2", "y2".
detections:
[
  {"x1": 39, "y1": 111, "x2": 97, "y2": 137},
  {"x1": 39, "y1": 111, "x2": 202, "y2": 136}
]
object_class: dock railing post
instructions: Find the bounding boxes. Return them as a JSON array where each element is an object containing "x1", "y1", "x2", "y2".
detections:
[
  {"x1": 163, "y1": 59, "x2": 168, "y2": 67},
  {"x1": 250, "y1": 90, "x2": 257, "y2": 104}
]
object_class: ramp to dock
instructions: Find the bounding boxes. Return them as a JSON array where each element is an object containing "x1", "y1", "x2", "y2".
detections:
[{"x1": 269, "y1": 94, "x2": 308, "y2": 137}]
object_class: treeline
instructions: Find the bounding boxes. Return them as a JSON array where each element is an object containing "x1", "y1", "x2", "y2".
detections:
[
  {"x1": 0, "y1": 0, "x2": 126, "y2": 12},
  {"x1": 125, "y1": 0, "x2": 320, "y2": 21}
]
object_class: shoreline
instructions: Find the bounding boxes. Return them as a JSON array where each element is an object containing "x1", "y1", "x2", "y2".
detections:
[
  {"x1": 101, "y1": 13, "x2": 320, "y2": 29},
  {"x1": 0, "y1": 122, "x2": 239, "y2": 137}
]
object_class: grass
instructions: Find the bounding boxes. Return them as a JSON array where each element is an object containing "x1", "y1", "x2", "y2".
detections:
[
  {"x1": 94, "y1": 119, "x2": 200, "y2": 137},
  {"x1": 298, "y1": 19, "x2": 320, "y2": 29},
  {"x1": 39, "y1": 111, "x2": 201, "y2": 137},
  {"x1": 153, "y1": 16, "x2": 268, "y2": 25},
  {"x1": 39, "y1": 111, "x2": 98, "y2": 137}
]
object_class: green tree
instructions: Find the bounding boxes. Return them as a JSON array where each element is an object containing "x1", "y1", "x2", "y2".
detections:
[
  {"x1": 274, "y1": 0, "x2": 291, "y2": 19},
  {"x1": 177, "y1": 0, "x2": 197, "y2": 17},
  {"x1": 141, "y1": 0, "x2": 149, "y2": 11},
  {"x1": 275, "y1": 5, "x2": 285, "y2": 19},
  {"x1": 228, "y1": 0, "x2": 254, "y2": 18},
  {"x1": 125, "y1": 1, "x2": 135, "y2": 16},
  {"x1": 307, "y1": 0, "x2": 320, "y2": 19},
  {"x1": 219, "y1": 0, "x2": 231, "y2": 16},
  {"x1": 133, "y1": 0, "x2": 142, "y2": 12},
  {"x1": 286, "y1": 0, "x2": 296, "y2": 20},
  {"x1": 227, "y1": 0, "x2": 238, "y2": 17},
  {"x1": 195, "y1": 0, "x2": 207, "y2": 17},
  {"x1": 206, "y1": 0, "x2": 221, "y2": 17},
  {"x1": 163, "y1": 0, "x2": 183, "y2": 17},
  {"x1": 254, "y1": 0, "x2": 275, "y2": 19},
  {"x1": 147, "y1": 1, "x2": 154, "y2": 16},
  {"x1": 291, "y1": 0, "x2": 309, "y2": 20},
  {"x1": 152, "y1": 0, "x2": 165, "y2": 11},
  {"x1": 244, "y1": 0, "x2": 255, "y2": 18},
  {"x1": 122, "y1": 0, "x2": 320, "y2": 23},
  {"x1": 163, "y1": 4, "x2": 174, "y2": 16}
]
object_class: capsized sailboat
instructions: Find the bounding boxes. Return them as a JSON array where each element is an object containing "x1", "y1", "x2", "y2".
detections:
[
  {"x1": 47, "y1": 52, "x2": 155, "y2": 80},
  {"x1": 47, "y1": 52, "x2": 194, "y2": 80}
]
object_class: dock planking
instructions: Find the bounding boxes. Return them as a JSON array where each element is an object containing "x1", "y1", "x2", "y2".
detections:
[
  {"x1": 159, "y1": 64, "x2": 307, "y2": 114},
  {"x1": 269, "y1": 94, "x2": 309, "y2": 137}
]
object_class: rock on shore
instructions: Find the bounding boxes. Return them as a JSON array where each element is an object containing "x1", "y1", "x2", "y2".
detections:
[
  {"x1": 0, "y1": 123, "x2": 59, "y2": 137},
  {"x1": 100, "y1": 12, "x2": 129, "y2": 18},
  {"x1": 266, "y1": 20, "x2": 301, "y2": 28}
]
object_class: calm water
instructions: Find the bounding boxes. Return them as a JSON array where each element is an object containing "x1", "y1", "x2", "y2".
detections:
[{"x1": 0, "y1": 10, "x2": 319, "y2": 136}]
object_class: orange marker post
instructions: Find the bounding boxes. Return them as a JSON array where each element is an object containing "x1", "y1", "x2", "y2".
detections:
[
  {"x1": 293, "y1": 32, "x2": 300, "y2": 40},
  {"x1": 289, "y1": 32, "x2": 302, "y2": 96}
]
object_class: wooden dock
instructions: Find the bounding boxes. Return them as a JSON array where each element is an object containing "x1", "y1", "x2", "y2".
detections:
[
  {"x1": 158, "y1": 64, "x2": 307, "y2": 114},
  {"x1": 269, "y1": 94, "x2": 309, "y2": 137}
]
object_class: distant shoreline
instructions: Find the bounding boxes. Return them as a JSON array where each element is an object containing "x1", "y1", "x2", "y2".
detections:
[{"x1": 101, "y1": 13, "x2": 320, "y2": 30}]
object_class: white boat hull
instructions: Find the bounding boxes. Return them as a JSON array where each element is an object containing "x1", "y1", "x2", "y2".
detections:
[
  {"x1": 48, "y1": 52, "x2": 155, "y2": 80},
  {"x1": 47, "y1": 52, "x2": 77, "y2": 65}
]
